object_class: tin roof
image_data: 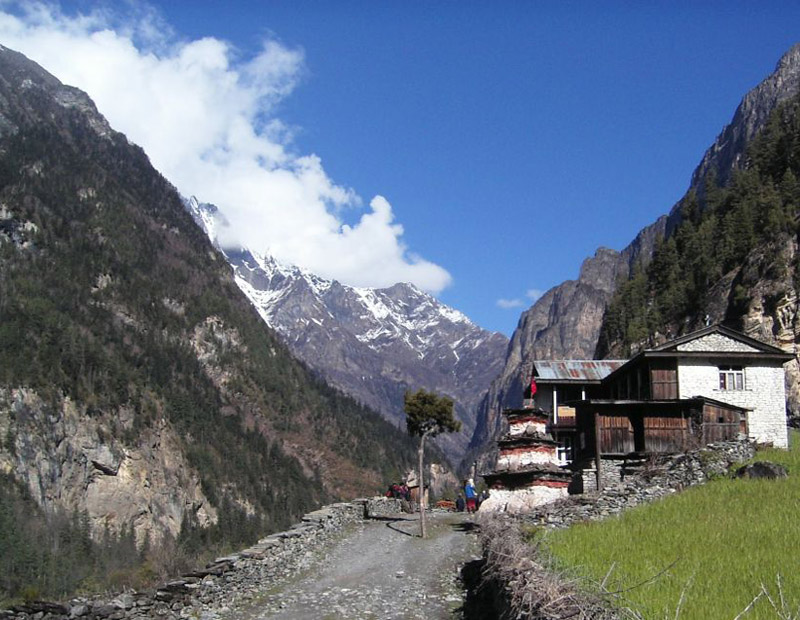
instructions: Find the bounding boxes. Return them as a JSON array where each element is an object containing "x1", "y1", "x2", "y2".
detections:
[{"x1": 533, "y1": 360, "x2": 626, "y2": 383}]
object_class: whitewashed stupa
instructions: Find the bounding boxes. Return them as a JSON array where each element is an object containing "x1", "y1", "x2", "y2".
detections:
[{"x1": 480, "y1": 405, "x2": 571, "y2": 513}]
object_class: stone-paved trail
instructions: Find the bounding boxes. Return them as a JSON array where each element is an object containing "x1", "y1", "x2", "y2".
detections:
[{"x1": 237, "y1": 512, "x2": 480, "y2": 619}]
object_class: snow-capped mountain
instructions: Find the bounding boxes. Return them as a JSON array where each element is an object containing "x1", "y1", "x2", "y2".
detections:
[{"x1": 186, "y1": 197, "x2": 509, "y2": 462}]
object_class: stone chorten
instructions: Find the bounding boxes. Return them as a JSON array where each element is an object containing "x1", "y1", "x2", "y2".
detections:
[{"x1": 480, "y1": 406, "x2": 572, "y2": 513}]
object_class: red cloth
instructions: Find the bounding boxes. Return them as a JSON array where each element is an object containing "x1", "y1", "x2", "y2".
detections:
[
  {"x1": 466, "y1": 498, "x2": 477, "y2": 512},
  {"x1": 530, "y1": 376, "x2": 537, "y2": 398}
]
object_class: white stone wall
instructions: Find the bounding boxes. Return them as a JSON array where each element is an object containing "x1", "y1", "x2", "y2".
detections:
[
  {"x1": 677, "y1": 359, "x2": 788, "y2": 448},
  {"x1": 508, "y1": 419, "x2": 546, "y2": 437},
  {"x1": 479, "y1": 485, "x2": 567, "y2": 514},
  {"x1": 676, "y1": 333, "x2": 759, "y2": 353},
  {"x1": 496, "y1": 447, "x2": 556, "y2": 470},
  {"x1": 580, "y1": 460, "x2": 623, "y2": 493}
]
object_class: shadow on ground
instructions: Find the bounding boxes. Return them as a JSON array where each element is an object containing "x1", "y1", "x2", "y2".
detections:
[
  {"x1": 451, "y1": 520, "x2": 478, "y2": 533},
  {"x1": 457, "y1": 558, "x2": 499, "y2": 619}
]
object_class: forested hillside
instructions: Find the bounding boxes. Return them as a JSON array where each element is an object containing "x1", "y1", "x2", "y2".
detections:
[
  {"x1": 599, "y1": 90, "x2": 800, "y2": 359},
  {"x1": 468, "y1": 44, "x2": 800, "y2": 468},
  {"x1": 0, "y1": 46, "x2": 420, "y2": 601}
]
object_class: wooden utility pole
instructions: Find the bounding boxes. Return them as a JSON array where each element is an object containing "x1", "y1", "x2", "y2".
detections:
[
  {"x1": 418, "y1": 430, "x2": 431, "y2": 538},
  {"x1": 594, "y1": 411, "x2": 603, "y2": 492}
]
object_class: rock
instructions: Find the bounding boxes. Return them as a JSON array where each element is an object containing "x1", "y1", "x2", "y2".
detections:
[
  {"x1": 0, "y1": 388, "x2": 215, "y2": 548},
  {"x1": 92, "y1": 603, "x2": 119, "y2": 616},
  {"x1": 87, "y1": 445, "x2": 123, "y2": 476},
  {"x1": 735, "y1": 461, "x2": 789, "y2": 480},
  {"x1": 10, "y1": 602, "x2": 68, "y2": 615},
  {"x1": 110, "y1": 593, "x2": 135, "y2": 610}
]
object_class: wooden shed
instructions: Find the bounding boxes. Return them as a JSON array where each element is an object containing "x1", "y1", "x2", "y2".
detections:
[
  {"x1": 573, "y1": 397, "x2": 749, "y2": 489},
  {"x1": 575, "y1": 397, "x2": 748, "y2": 455}
]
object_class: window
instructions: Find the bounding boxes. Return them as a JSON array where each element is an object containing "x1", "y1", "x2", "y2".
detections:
[
  {"x1": 557, "y1": 436, "x2": 574, "y2": 465},
  {"x1": 719, "y1": 365, "x2": 744, "y2": 391}
]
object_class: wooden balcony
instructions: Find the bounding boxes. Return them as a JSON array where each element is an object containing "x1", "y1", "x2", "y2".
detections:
[{"x1": 550, "y1": 405, "x2": 577, "y2": 429}]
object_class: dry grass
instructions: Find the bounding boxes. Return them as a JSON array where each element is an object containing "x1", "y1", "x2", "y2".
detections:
[{"x1": 479, "y1": 514, "x2": 618, "y2": 619}]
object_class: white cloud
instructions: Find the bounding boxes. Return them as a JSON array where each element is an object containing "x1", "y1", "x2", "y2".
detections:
[
  {"x1": 497, "y1": 287, "x2": 546, "y2": 310},
  {"x1": 0, "y1": 1, "x2": 452, "y2": 292},
  {"x1": 526, "y1": 288, "x2": 544, "y2": 303},
  {"x1": 496, "y1": 298, "x2": 524, "y2": 309}
]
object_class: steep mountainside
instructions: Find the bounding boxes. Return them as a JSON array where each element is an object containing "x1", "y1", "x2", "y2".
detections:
[
  {"x1": 468, "y1": 222, "x2": 665, "y2": 462},
  {"x1": 469, "y1": 43, "x2": 800, "y2": 465},
  {"x1": 689, "y1": 44, "x2": 800, "y2": 194},
  {"x1": 0, "y1": 45, "x2": 420, "y2": 554},
  {"x1": 600, "y1": 89, "x2": 800, "y2": 414},
  {"x1": 186, "y1": 198, "x2": 508, "y2": 460}
]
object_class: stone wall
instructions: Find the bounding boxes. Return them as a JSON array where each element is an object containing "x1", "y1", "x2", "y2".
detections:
[
  {"x1": 678, "y1": 359, "x2": 788, "y2": 448},
  {"x1": 0, "y1": 497, "x2": 403, "y2": 620},
  {"x1": 521, "y1": 441, "x2": 755, "y2": 529},
  {"x1": 577, "y1": 458, "x2": 624, "y2": 493},
  {"x1": 479, "y1": 484, "x2": 568, "y2": 515},
  {"x1": 676, "y1": 333, "x2": 759, "y2": 352}
]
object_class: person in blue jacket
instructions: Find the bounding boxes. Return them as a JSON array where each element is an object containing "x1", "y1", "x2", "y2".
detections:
[{"x1": 464, "y1": 478, "x2": 477, "y2": 513}]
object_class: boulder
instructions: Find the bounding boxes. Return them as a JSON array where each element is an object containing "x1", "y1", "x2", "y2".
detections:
[{"x1": 735, "y1": 461, "x2": 789, "y2": 480}]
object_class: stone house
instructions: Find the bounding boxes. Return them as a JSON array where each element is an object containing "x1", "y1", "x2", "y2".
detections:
[
  {"x1": 527, "y1": 360, "x2": 625, "y2": 465},
  {"x1": 531, "y1": 325, "x2": 792, "y2": 491}
]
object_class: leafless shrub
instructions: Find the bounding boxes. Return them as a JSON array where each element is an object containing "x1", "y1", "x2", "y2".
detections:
[{"x1": 478, "y1": 514, "x2": 619, "y2": 619}]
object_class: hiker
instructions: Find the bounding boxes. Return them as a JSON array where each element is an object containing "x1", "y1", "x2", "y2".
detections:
[
  {"x1": 478, "y1": 489, "x2": 489, "y2": 509},
  {"x1": 465, "y1": 478, "x2": 477, "y2": 513},
  {"x1": 455, "y1": 493, "x2": 465, "y2": 512}
]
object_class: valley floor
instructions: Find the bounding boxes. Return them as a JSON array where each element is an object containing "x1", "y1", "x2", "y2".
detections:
[{"x1": 232, "y1": 512, "x2": 479, "y2": 620}]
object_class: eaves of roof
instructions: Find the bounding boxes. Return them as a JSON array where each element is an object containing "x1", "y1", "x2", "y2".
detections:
[
  {"x1": 533, "y1": 360, "x2": 626, "y2": 383},
  {"x1": 649, "y1": 323, "x2": 790, "y2": 355},
  {"x1": 572, "y1": 397, "x2": 751, "y2": 412}
]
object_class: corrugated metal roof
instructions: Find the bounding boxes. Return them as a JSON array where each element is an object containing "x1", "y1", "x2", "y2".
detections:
[{"x1": 533, "y1": 360, "x2": 626, "y2": 382}]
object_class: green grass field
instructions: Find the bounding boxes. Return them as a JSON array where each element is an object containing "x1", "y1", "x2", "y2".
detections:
[{"x1": 544, "y1": 435, "x2": 800, "y2": 619}]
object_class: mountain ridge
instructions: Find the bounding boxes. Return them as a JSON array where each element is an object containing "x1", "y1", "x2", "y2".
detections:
[{"x1": 186, "y1": 197, "x2": 508, "y2": 460}]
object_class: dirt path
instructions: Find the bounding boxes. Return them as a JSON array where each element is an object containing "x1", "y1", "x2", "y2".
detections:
[{"x1": 238, "y1": 512, "x2": 480, "y2": 619}]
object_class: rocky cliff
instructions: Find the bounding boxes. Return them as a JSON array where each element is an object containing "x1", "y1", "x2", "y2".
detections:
[
  {"x1": 712, "y1": 236, "x2": 800, "y2": 415},
  {"x1": 186, "y1": 198, "x2": 508, "y2": 461},
  {"x1": 468, "y1": 220, "x2": 665, "y2": 461},
  {"x1": 689, "y1": 44, "x2": 800, "y2": 195},
  {"x1": 0, "y1": 389, "x2": 216, "y2": 543},
  {"x1": 468, "y1": 43, "x2": 800, "y2": 465}
]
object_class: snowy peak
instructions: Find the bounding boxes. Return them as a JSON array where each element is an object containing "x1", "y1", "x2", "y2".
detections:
[
  {"x1": 188, "y1": 197, "x2": 484, "y2": 358},
  {"x1": 184, "y1": 197, "x2": 508, "y2": 462},
  {"x1": 186, "y1": 195, "x2": 222, "y2": 243}
]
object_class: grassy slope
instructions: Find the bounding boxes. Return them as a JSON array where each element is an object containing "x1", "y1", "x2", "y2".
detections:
[{"x1": 546, "y1": 433, "x2": 800, "y2": 619}]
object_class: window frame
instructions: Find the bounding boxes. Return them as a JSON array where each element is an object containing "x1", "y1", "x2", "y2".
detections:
[
  {"x1": 718, "y1": 365, "x2": 744, "y2": 391},
  {"x1": 557, "y1": 436, "x2": 574, "y2": 465}
]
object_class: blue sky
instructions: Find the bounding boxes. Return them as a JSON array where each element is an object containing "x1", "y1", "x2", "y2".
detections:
[{"x1": 5, "y1": 2, "x2": 800, "y2": 336}]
